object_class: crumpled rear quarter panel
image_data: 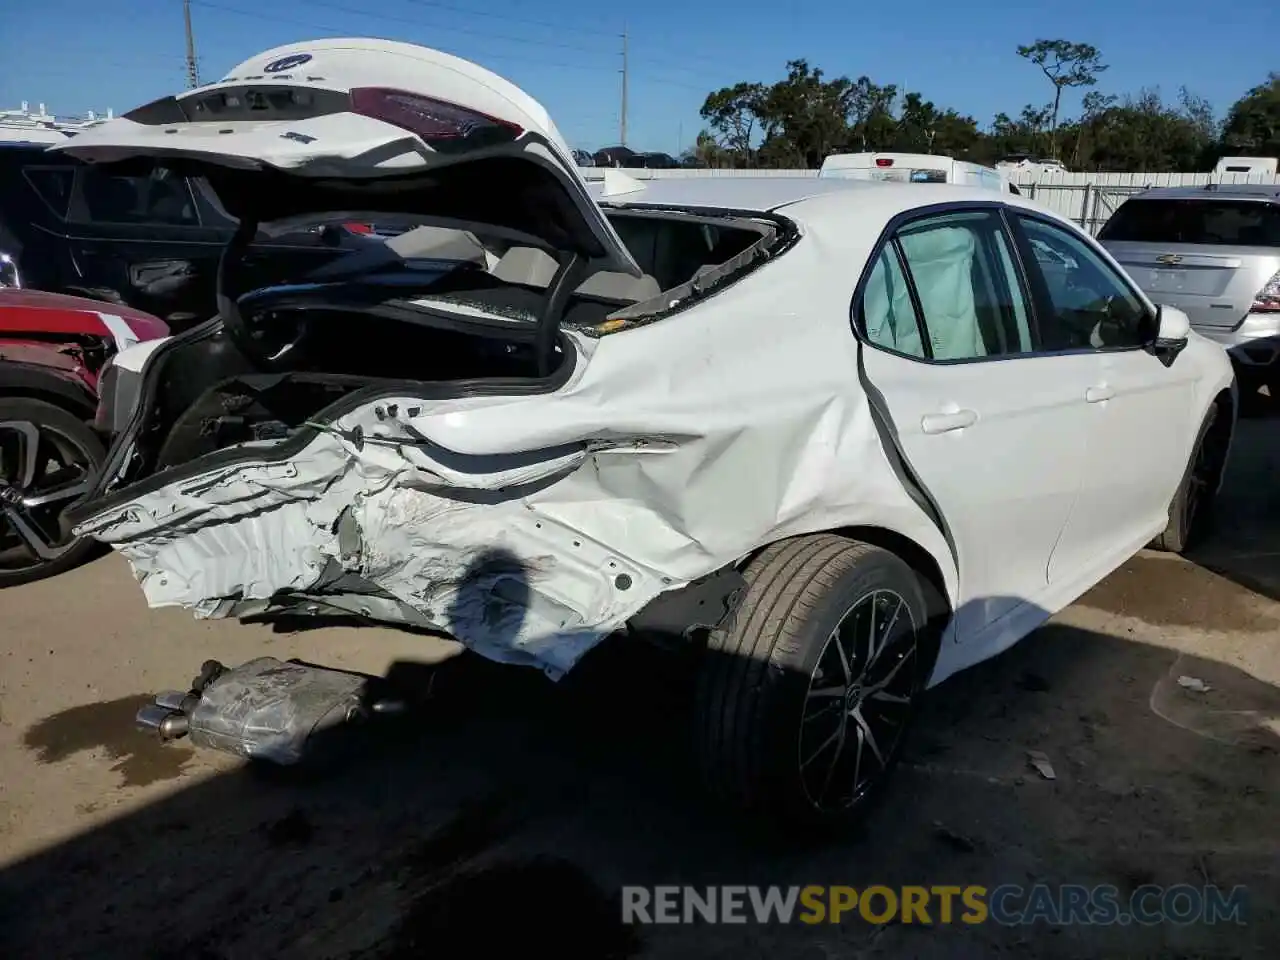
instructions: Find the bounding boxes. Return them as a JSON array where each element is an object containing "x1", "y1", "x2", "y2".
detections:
[{"x1": 78, "y1": 243, "x2": 954, "y2": 677}]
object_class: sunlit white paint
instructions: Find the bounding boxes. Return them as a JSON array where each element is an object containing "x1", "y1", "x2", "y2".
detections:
[{"x1": 67, "y1": 43, "x2": 1237, "y2": 685}]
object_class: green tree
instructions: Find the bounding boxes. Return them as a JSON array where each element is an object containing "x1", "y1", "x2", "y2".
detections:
[
  {"x1": 699, "y1": 82, "x2": 766, "y2": 162},
  {"x1": 1220, "y1": 73, "x2": 1280, "y2": 156},
  {"x1": 846, "y1": 76, "x2": 899, "y2": 151},
  {"x1": 893, "y1": 93, "x2": 979, "y2": 156},
  {"x1": 985, "y1": 103, "x2": 1053, "y2": 160},
  {"x1": 681, "y1": 129, "x2": 735, "y2": 168},
  {"x1": 1016, "y1": 39, "x2": 1108, "y2": 157},
  {"x1": 1082, "y1": 88, "x2": 1216, "y2": 172},
  {"x1": 753, "y1": 60, "x2": 857, "y2": 168}
]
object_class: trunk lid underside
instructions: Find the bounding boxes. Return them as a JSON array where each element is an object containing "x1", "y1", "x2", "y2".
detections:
[{"x1": 51, "y1": 37, "x2": 641, "y2": 277}]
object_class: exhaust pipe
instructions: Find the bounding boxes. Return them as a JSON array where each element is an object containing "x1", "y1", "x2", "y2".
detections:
[
  {"x1": 136, "y1": 701, "x2": 191, "y2": 740},
  {"x1": 132, "y1": 658, "x2": 397, "y2": 765}
]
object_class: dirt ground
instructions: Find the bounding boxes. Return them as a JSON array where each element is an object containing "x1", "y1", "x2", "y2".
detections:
[{"x1": 0, "y1": 412, "x2": 1277, "y2": 960}]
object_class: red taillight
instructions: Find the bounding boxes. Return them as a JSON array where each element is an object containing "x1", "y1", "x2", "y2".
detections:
[
  {"x1": 1253, "y1": 269, "x2": 1280, "y2": 313},
  {"x1": 342, "y1": 222, "x2": 374, "y2": 235},
  {"x1": 349, "y1": 87, "x2": 522, "y2": 147},
  {"x1": 875, "y1": 157, "x2": 894, "y2": 167}
]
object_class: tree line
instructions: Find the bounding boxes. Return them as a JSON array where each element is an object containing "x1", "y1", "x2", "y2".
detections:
[{"x1": 689, "y1": 39, "x2": 1280, "y2": 172}]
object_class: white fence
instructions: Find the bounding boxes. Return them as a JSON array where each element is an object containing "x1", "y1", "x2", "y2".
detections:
[{"x1": 578, "y1": 168, "x2": 1280, "y2": 235}]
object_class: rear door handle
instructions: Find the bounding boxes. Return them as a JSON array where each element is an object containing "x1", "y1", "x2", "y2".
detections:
[
  {"x1": 1085, "y1": 384, "x2": 1115, "y2": 403},
  {"x1": 921, "y1": 408, "x2": 977, "y2": 434}
]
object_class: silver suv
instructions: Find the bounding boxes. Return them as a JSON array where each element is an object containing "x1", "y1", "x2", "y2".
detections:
[{"x1": 1099, "y1": 184, "x2": 1280, "y2": 387}]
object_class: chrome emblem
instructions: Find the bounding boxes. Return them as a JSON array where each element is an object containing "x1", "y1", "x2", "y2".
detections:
[{"x1": 1156, "y1": 253, "x2": 1183, "y2": 265}]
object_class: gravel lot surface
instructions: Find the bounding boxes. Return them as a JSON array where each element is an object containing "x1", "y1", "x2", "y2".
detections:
[{"x1": 1, "y1": 411, "x2": 1276, "y2": 959}]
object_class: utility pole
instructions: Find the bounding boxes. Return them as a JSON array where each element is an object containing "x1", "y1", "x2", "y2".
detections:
[
  {"x1": 619, "y1": 25, "x2": 628, "y2": 147},
  {"x1": 184, "y1": 0, "x2": 200, "y2": 89}
]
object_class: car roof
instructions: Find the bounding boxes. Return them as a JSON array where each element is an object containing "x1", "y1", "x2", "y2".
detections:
[
  {"x1": 1126, "y1": 184, "x2": 1280, "y2": 202},
  {"x1": 592, "y1": 175, "x2": 1057, "y2": 227},
  {"x1": 590, "y1": 175, "x2": 857, "y2": 211}
]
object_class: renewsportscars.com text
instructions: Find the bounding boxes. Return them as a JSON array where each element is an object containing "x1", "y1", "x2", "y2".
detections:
[{"x1": 621, "y1": 884, "x2": 1249, "y2": 926}]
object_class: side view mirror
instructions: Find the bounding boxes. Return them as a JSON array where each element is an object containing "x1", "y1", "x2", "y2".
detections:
[{"x1": 1148, "y1": 304, "x2": 1190, "y2": 368}]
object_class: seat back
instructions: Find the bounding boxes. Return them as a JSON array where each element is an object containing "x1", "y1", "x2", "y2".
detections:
[
  {"x1": 490, "y1": 246, "x2": 559, "y2": 287},
  {"x1": 573, "y1": 271, "x2": 662, "y2": 302}
]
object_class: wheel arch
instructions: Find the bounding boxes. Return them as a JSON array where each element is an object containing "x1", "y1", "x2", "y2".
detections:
[
  {"x1": 0, "y1": 361, "x2": 97, "y2": 420},
  {"x1": 823, "y1": 525, "x2": 951, "y2": 617},
  {"x1": 629, "y1": 523, "x2": 956, "y2": 650},
  {"x1": 783, "y1": 525, "x2": 953, "y2": 675},
  {"x1": 1205, "y1": 385, "x2": 1236, "y2": 496}
]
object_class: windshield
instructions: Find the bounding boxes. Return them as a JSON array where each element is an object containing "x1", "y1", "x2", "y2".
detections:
[{"x1": 1099, "y1": 198, "x2": 1280, "y2": 246}]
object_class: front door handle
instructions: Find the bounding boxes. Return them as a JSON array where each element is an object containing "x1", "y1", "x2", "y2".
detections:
[
  {"x1": 921, "y1": 408, "x2": 977, "y2": 434},
  {"x1": 1085, "y1": 384, "x2": 1115, "y2": 403}
]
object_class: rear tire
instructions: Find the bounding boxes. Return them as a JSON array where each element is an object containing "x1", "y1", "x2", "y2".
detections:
[
  {"x1": 0, "y1": 398, "x2": 104, "y2": 589},
  {"x1": 694, "y1": 534, "x2": 934, "y2": 832},
  {"x1": 1150, "y1": 403, "x2": 1226, "y2": 554}
]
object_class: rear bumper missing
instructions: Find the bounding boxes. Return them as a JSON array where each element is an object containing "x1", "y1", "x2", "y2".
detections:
[{"x1": 74, "y1": 428, "x2": 678, "y2": 678}]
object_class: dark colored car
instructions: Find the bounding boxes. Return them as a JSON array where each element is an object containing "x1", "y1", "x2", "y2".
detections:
[
  {"x1": 0, "y1": 142, "x2": 369, "y2": 332},
  {"x1": 636, "y1": 152, "x2": 681, "y2": 169},
  {"x1": 592, "y1": 145, "x2": 640, "y2": 168},
  {"x1": 591, "y1": 147, "x2": 683, "y2": 170},
  {"x1": 0, "y1": 288, "x2": 169, "y2": 587}
]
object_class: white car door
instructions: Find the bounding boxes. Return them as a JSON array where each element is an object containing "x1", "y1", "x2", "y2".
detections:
[
  {"x1": 856, "y1": 206, "x2": 1098, "y2": 638},
  {"x1": 1009, "y1": 213, "x2": 1197, "y2": 584}
]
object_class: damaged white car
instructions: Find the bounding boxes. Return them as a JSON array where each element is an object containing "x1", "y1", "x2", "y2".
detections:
[{"x1": 56, "y1": 39, "x2": 1236, "y2": 828}]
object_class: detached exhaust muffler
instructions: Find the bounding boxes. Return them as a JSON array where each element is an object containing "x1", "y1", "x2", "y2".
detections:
[{"x1": 136, "y1": 657, "x2": 403, "y2": 765}]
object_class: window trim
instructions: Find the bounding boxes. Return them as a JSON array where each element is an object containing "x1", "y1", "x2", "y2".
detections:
[
  {"x1": 850, "y1": 200, "x2": 1044, "y2": 366},
  {"x1": 1005, "y1": 208, "x2": 1159, "y2": 356},
  {"x1": 21, "y1": 165, "x2": 75, "y2": 219},
  {"x1": 69, "y1": 166, "x2": 204, "y2": 229}
]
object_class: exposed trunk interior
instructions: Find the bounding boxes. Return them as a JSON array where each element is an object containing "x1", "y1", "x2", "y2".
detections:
[{"x1": 111, "y1": 207, "x2": 782, "y2": 484}]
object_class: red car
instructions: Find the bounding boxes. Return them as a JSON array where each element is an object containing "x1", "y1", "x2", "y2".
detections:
[{"x1": 0, "y1": 289, "x2": 169, "y2": 587}]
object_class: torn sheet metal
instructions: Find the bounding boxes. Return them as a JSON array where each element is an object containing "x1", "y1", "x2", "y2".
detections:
[{"x1": 75, "y1": 249, "x2": 956, "y2": 680}]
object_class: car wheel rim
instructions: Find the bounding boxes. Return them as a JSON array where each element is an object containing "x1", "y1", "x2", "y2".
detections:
[
  {"x1": 0, "y1": 418, "x2": 95, "y2": 573},
  {"x1": 798, "y1": 588, "x2": 919, "y2": 813}
]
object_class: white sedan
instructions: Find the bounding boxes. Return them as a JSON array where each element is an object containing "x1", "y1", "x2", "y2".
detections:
[{"x1": 55, "y1": 39, "x2": 1236, "y2": 829}]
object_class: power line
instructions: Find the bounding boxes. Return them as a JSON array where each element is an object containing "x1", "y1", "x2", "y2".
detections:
[
  {"x1": 188, "y1": 1, "x2": 618, "y2": 75},
  {"x1": 190, "y1": 0, "x2": 729, "y2": 96},
  {"x1": 10, "y1": 61, "x2": 185, "y2": 77},
  {"x1": 181, "y1": 0, "x2": 720, "y2": 148},
  {"x1": 301, "y1": 0, "x2": 606, "y2": 56},
  {"x1": 398, "y1": 0, "x2": 619, "y2": 40}
]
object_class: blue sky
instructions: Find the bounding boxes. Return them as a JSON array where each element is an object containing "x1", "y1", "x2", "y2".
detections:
[{"x1": 2, "y1": 0, "x2": 1276, "y2": 154}]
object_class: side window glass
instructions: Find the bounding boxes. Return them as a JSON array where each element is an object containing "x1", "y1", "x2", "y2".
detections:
[
  {"x1": 860, "y1": 245, "x2": 926, "y2": 358},
  {"x1": 79, "y1": 167, "x2": 199, "y2": 226},
  {"x1": 23, "y1": 168, "x2": 74, "y2": 217},
  {"x1": 1017, "y1": 216, "x2": 1149, "y2": 351},
  {"x1": 894, "y1": 211, "x2": 1033, "y2": 360}
]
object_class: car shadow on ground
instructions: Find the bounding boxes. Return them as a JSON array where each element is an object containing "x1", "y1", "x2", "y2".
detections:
[
  {"x1": 3, "y1": 398, "x2": 1279, "y2": 960},
  {"x1": 1187, "y1": 398, "x2": 1280, "y2": 602},
  {"x1": 1, "y1": 579, "x2": 1277, "y2": 960}
]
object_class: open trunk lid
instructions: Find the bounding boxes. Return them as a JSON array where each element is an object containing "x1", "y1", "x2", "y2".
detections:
[{"x1": 50, "y1": 38, "x2": 641, "y2": 277}]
